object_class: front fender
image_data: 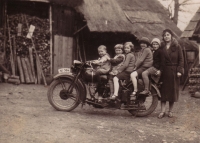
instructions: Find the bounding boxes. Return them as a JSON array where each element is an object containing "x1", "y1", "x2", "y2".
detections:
[{"x1": 53, "y1": 73, "x2": 87, "y2": 103}]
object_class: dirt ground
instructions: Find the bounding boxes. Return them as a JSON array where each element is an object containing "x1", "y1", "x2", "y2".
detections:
[{"x1": 0, "y1": 83, "x2": 199, "y2": 143}]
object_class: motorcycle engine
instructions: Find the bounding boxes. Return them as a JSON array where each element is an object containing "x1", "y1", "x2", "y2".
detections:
[{"x1": 83, "y1": 68, "x2": 98, "y2": 83}]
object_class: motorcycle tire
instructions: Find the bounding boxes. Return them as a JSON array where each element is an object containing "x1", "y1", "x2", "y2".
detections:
[
  {"x1": 47, "y1": 79, "x2": 80, "y2": 112},
  {"x1": 128, "y1": 85, "x2": 159, "y2": 117}
]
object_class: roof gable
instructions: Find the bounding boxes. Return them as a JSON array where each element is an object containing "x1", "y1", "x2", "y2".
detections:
[
  {"x1": 76, "y1": 0, "x2": 181, "y2": 40},
  {"x1": 181, "y1": 7, "x2": 200, "y2": 38}
]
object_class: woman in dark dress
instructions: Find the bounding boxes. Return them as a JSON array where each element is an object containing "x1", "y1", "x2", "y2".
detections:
[{"x1": 158, "y1": 29, "x2": 184, "y2": 118}]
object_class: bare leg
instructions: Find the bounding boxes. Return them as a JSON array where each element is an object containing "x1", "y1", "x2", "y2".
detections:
[
  {"x1": 113, "y1": 77, "x2": 119, "y2": 96},
  {"x1": 158, "y1": 101, "x2": 166, "y2": 118},
  {"x1": 130, "y1": 71, "x2": 138, "y2": 93},
  {"x1": 142, "y1": 70, "x2": 150, "y2": 91},
  {"x1": 168, "y1": 102, "x2": 174, "y2": 117},
  {"x1": 161, "y1": 101, "x2": 166, "y2": 113}
]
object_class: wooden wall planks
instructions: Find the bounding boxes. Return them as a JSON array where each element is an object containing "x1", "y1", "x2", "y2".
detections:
[{"x1": 54, "y1": 35, "x2": 73, "y2": 74}]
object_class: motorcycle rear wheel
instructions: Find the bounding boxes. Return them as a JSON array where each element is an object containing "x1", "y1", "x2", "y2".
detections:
[
  {"x1": 47, "y1": 79, "x2": 80, "y2": 111},
  {"x1": 128, "y1": 85, "x2": 158, "y2": 117}
]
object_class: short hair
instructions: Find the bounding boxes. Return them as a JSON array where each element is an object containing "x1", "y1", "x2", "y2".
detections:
[
  {"x1": 98, "y1": 45, "x2": 107, "y2": 51},
  {"x1": 124, "y1": 42, "x2": 134, "y2": 50},
  {"x1": 114, "y1": 44, "x2": 123, "y2": 50}
]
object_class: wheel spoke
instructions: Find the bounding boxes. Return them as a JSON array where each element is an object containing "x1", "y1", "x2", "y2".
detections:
[{"x1": 48, "y1": 79, "x2": 80, "y2": 111}]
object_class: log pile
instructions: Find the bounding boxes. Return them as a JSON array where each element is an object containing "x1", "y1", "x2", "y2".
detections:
[
  {"x1": 8, "y1": 14, "x2": 50, "y2": 74},
  {"x1": 4, "y1": 14, "x2": 50, "y2": 85},
  {"x1": 188, "y1": 67, "x2": 200, "y2": 95}
]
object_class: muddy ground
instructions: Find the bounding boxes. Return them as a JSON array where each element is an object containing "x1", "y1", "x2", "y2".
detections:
[{"x1": 0, "y1": 83, "x2": 200, "y2": 143}]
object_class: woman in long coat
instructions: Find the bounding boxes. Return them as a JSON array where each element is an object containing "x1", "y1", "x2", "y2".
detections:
[{"x1": 158, "y1": 29, "x2": 184, "y2": 118}]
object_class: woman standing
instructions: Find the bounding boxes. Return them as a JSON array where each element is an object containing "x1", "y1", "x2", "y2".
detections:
[{"x1": 158, "y1": 29, "x2": 184, "y2": 118}]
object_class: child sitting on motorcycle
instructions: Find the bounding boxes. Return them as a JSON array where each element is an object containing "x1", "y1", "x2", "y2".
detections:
[
  {"x1": 130, "y1": 37, "x2": 153, "y2": 100},
  {"x1": 107, "y1": 44, "x2": 125, "y2": 97},
  {"x1": 92, "y1": 45, "x2": 111, "y2": 101},
  {"x1": 111, "y1": 42, "x2": 136, "y2": 100},
  {"x1": 139, "y1": 38, "x2": 164, "y2": 95}
]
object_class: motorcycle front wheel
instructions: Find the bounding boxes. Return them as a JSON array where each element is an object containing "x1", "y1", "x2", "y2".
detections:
[
  {"x1": 128, "y1": 85, "x2": 159, "y2": 117},
  {"x1": 47, "y1": 79, "x2": 80, "y2": 111}
]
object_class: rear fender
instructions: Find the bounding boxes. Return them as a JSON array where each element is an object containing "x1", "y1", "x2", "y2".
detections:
[
  {"x1": 53, "y1": 73, "x2": 87, "y2": 103},
  {"x1": 126, "y1": 82, "x2": 161, "y2": 98}
]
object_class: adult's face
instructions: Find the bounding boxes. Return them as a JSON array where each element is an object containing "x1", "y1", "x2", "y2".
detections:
[
  {"x1": 140, "y1": 43, "x2": 148, "y2": 49},
  {"x1": 163, "y1": 32, "x2": 172, "y2": 42}
]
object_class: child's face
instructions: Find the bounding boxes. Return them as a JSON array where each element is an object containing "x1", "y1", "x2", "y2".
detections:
[
  {"x1": 140, "y1": 43, "x2": 148, "y2": 49},
  {"x1": 152, "y1": 42, "x2": 160, "y2": 51},
  {"x1": 115, "y1": 48, "x2": 123, "y2": 55},
  {"x1": 124, "y1": 45, "x2": 131, "y2": 54},
  {"x1": 98, "y1": 49, "x2": 106, "y2": 57}
]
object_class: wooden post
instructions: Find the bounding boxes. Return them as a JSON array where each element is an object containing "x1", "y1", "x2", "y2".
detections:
[
  {"x1": 49, "y1": 5, "x2": 53, "y2": 75},
  {"x1": 13, "y1": 36, "x2": 17, "y2": 74},
  {"x1": 21, "y1": 57, "x2": 31, "y2": 83},
  {"x1": 199, "y1": 44, "x2": 200, "y2": 64},
  {"x1": 17, "y1": 56, "x2": 25, "y2": 83},
  {"x1": 36, "y1": 54, "x2": 42, "y2": 84},
  {"x1": 29, "y1": 47, "x2": 36, "y2": 84},
  {"x1": 24, "y1": 57, "x2": 34, "y2": 83},
  {"x1": 3, "y1": 1, "x2": 7, "y2": 53},
  {"x1": 7, "y1": 15, "x2": 15, "y2": 75}
]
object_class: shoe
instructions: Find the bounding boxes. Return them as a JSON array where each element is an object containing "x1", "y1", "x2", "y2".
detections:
[
  {"x1": 120, "y1": 104, "x2": 128, "y2": 109},
  {"x1": 98, "y1": 96, "x2": 103, "y2": 103},
  {"x1": 110, "y1": 95, "x2": 117, "y2": 100},
  {"x1": 168, "y1": 111, "x2": 173, "y2": 118},
  {"x1": 130, "y1": 91, "x2": 137, "y2": 100},
  {"x1": 157, "y1": 112, "x2": 165, "y2": 119},
  {"x1": 140, "y1": 90, "x2": 150, "y2": 95}
]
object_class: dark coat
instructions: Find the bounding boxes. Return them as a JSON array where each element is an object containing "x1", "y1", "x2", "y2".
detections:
[{"x1": 160, "y1": 38, "x2": 184, "y2": 102}]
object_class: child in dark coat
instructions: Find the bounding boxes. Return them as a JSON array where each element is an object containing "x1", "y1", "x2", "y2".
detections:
[{"x1": 140, "y1": 38, "x2": 165, "y2": 95}]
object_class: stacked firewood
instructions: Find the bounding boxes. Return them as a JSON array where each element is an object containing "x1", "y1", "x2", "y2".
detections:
[
  {"x1": 8, "y1": 14, "x2": 50, "y2": 74},
  {"x1": 188, "y1": 67, "x2": 200, "y2": 95},
  {"x1": 5, "y1": 14, "x2": 50, "y2": 85}
]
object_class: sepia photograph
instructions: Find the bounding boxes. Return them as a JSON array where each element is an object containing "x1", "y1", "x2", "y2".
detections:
[{"x1": 0, "y1": 0, "x2": 200, "y2": 142}]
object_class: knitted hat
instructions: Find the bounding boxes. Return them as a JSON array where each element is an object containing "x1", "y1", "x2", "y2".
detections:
[
  {"x1": 139, "y1": 37, "x2": 150, "y2": 46},
  {"x1": 151, "y1": 38, "x2": 161, "y2": 46}
]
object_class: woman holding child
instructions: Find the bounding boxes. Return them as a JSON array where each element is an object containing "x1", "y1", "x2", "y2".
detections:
[{"x1": 157, "y1": 29, "x2": 184, "y2": 118}]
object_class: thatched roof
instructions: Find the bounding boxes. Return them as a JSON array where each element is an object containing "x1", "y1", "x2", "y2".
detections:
[
  {"x1": 181, "y1": 7, "x2": 200, "y2": 38},
  {"x1": 7, "y1": 0, "x2": 181, "y2": 40},
  {"x1": 76, "y1": 0, "x2": 181, "y2": 40}
]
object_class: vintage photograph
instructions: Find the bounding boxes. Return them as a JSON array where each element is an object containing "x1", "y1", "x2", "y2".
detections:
[{"x1": 0, "y1": 0, "x2": 200, "y2": 142}]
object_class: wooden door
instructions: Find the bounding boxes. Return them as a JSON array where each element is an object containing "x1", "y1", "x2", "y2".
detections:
[
  {"x1": 54, "y1": 35, "x2": 73, "y2": 74},
  {"x1": 52, "y1": 5, "x2": 75, "y2": 74}
]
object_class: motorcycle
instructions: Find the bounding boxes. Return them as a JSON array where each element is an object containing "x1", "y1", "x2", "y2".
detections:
[{"x1": 47, "y1": 60, "x2": 161, "y2": 117}]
